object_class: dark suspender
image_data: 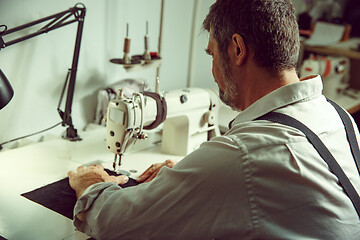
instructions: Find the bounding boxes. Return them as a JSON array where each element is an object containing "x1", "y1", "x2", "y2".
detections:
[{"x1": 256, "y1": 100, "x2": 360, "y2": 217}]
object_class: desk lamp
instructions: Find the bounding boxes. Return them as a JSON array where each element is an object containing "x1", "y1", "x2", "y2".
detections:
[
  {"x1": 0, "y1": 68, "x2": 13, "y2": 110},
  {"x1": 0, "y1": 3, "x2": 86, "y2": 141}
]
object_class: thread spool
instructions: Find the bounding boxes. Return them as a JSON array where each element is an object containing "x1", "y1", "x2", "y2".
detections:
[
  {"x1": 143, "y1": 21, "x2": 151, "y2": 62},
  {"x1": 144, "y1": 35, "x2": 149, "y2": 51},
  {"x1": 143, "y1": 35, "x2": 151, "y2": 62},
  {"x1": 122, "y1": 23, "x2": 131, "y2": 64},
  {"x1": 122, "y1": 38, "x2": 131, "y2": 64},
  {"x1": 123, "y1": 37, "x2": 131, "y2": 53}
]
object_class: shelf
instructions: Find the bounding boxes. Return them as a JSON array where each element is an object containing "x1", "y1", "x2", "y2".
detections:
[{"x1": 305, "y1": 46, "x2": 360, "y2": 60}]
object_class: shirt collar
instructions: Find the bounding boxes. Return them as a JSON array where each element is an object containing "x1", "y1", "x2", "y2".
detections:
[{"x1": 229, "y1": 75, "x2": 324, "y2": 127}]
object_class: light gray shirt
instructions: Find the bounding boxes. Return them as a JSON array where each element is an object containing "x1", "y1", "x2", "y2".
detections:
[{"x1": 74, "y1": 75, "x2": 360, "y2": 240}]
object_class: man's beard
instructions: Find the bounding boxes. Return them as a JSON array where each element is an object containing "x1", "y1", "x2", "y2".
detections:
[
  {"x1": 219, "y1": 58, "x2": 239, "y2": 110},
  {"x1": 219, "y1": 88, "x2": 234, "y2": 108}
]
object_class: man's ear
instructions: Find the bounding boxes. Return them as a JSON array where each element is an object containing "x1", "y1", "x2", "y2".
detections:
[{"x1": 230, "y1": 34, "x2": 246, "y2": 66}]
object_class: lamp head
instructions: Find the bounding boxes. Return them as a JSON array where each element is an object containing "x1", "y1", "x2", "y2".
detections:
[{"x1": 0, "y1": 69, "x2": 14, "y2": 110}]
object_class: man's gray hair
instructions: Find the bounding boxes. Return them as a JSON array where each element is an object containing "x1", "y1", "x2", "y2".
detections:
[{"x1": 203, "y1": 0, "x2": 300, "y2": 75}]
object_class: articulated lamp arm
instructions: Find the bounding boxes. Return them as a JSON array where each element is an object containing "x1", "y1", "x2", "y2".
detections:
[{"x1": 0, "y1": 3, "x2": 86, "y2": 141}]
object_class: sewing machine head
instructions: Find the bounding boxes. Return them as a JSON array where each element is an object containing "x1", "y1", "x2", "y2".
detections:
[{"x1": 106, "y1": 88, "x2": 220, "y2": 172}]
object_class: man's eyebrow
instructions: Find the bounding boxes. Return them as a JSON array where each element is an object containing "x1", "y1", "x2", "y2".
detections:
[{"x1": 205, "y1": 48, "x2": 212, "y2": 55}]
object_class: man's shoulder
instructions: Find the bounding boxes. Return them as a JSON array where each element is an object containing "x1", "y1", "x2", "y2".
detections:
[{"x1": 211, "y1": 120, "x2": 306, "y2": 152}]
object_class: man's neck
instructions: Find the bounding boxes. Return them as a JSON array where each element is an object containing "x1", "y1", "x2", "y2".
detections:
[{"x1": 235, "y1": 64, "x2": 299, "y2": 110}]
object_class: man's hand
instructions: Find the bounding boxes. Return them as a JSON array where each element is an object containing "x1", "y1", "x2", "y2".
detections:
[
  {"x1": 68, "y1": 165, "x2": 129, "y2": 199},
  {"x1": 136, "y1": 159, "x2": 177, "y2": 183}
]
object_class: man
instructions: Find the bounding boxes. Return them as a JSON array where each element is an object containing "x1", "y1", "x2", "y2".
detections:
[{"x1": 68, "y1": 0, "x2": 360, "y2": 239}]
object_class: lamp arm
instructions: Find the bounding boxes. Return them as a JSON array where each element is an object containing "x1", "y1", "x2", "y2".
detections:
[
  {"x1": 60, "y1": 9, "x2": 85, "y2": 140},
  {"x1": 0, "y1": 3, "x2": 86, "y2": 141}
]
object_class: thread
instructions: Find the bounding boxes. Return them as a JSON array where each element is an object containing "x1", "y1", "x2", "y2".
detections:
[{"x1": 123, "y1": 38, "x2": 130, "y2": 53}]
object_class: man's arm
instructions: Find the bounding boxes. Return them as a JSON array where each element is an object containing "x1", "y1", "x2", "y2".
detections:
[{"x1": 67, "y1": 139, "x2": 249, "y2": 240}]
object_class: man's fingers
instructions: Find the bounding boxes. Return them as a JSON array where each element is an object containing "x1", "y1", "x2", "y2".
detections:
[
  {"x1": 72, "y1": 161, "x2": 174, "y2": 185},
  {"x1": 137, "y1": 160, "x2": 177, "y2": 183},
  {"x1": 68, "y1": 170, "x2": 75, "y2": 178},
  {"x1": 137, "y1": 163, "x2": 161, "y2": 182},
  {"x1": 86, "y1": 164, "x2": 103, "y2": 171},
  {"x1": 116, "y1": 175, "x2": 129, "y2": 185},
  {"x1": 165, "y1": 159, "x2": 177, "y2": 168},
  {"x1": 77, "y1": 166, "x2": 85, "y2": 172},
  {"x1": 89, "y1": 164, "x2": 104, "y2": 170},
  {"x1": 144, "y1": 168, "x2": 161, "y2": 183},
  {"x1": 105, "y1": 175, "x2": 129, "y2": 185},
  {"x1": 136, "y1": 173, "x2": 149, "y2": 182}
]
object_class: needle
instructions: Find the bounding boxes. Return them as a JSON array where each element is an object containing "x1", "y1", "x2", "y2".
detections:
[
  {"x1": 118, "y1": 154, "x2": 123, "y2": 170},
  {"x1": 113, "y1": 154, "x2": 118, "y2": 171}
]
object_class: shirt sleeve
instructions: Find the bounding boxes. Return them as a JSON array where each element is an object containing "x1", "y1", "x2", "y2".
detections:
[
  {"x1": 73, "y1": 182, "x2": 120, "y2": 234},
  {"x1": 73, "y1": 138, "x2": 252, "y2": 240}
]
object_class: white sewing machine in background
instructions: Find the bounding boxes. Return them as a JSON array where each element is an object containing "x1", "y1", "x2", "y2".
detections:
[
  {"x1": 105, "y1": 88, "x2": 221, "y2": 173},
  {"x1": 300, "y1": 54, "x2": 350, "y2": 99}
]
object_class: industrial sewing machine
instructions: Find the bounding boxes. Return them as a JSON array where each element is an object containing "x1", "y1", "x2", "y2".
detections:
[
  {"x1": 300, "y1": 54, "x2": 350, "y2": 99},
  {"x1": 105, "y1": 88, "x2": 220, "y2": 173}
]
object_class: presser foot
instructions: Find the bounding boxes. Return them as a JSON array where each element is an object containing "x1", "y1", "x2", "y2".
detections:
[{"x1": 113, "y1": 154, "x2": 131, "y2": 176}]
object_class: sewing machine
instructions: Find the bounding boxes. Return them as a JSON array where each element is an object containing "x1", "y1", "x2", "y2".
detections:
[
  {"x1": 300, "y1": 54, "x2": 350, "y2": 99},
  {"x1": 106, "y1": 88, "x2": 220, "y2": 173}
]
